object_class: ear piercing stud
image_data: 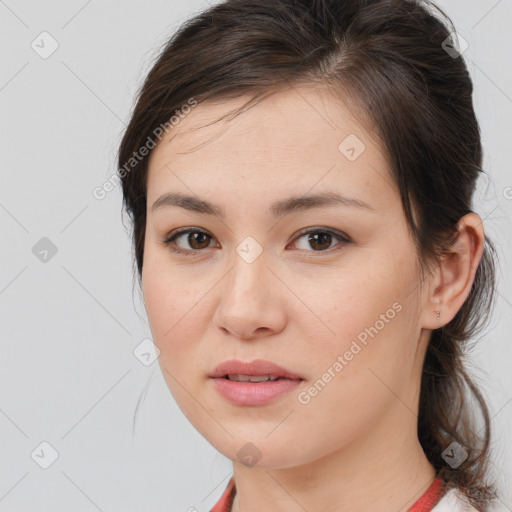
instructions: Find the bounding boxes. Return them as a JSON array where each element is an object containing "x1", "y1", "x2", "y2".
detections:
[{"x1": 434, "y1": 310, "x2": 440, "y2": 320}]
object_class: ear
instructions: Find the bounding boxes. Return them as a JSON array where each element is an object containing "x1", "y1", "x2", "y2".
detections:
[{"x1": 421, "y1": 212, "x2": 485, "y2": 330}]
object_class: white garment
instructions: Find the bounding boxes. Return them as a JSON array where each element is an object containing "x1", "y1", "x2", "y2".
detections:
[{"x1": 432, "y1": 488, "x2": 509, "y2": 512}]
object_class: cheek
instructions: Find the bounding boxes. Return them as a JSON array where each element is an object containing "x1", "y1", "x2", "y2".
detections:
[
  {"x1": 142, "y1": 266, "x2": 176, "y2": 342},
  {"x1": 300, "y1": 264, "x2": 409, "y2": 348},
  {"x1": 294, "y1": 262, "x2": 418, "y2": 403},
  {"x1": 141, "y1": 250, "x2": 202, "y2": 359},
  {"x1": 142, "y1": 263, "x2": 209, "y2": 420},
  {"x1": 289, "y1": 299, "x2": 415, "y2": 459}
]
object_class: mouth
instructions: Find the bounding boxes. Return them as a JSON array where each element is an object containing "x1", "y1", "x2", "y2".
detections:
[
  {"x1": 209, "y1": 358, "x2": 304, "y2": 381},
  {"x1": 209, "y1": 359, "x2": 304, "y2": 406}
]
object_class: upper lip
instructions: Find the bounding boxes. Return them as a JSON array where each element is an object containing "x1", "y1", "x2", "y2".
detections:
[{"x1": 209, "y1": 359, "x2": 303, "y2": 380}]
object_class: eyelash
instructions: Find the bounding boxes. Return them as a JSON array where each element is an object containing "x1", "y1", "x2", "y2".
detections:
[{"x1": 161, "y1": 227, "x2": 351, "y2": 257}]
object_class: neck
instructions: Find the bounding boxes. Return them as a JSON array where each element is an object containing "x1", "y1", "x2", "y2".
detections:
[{"x1": 230, "y1": 417, "x2": 436, "y2": 512}]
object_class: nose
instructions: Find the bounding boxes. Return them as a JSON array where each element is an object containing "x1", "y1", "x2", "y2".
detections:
[{"x1": 212, "y1": 249, "x2": 287, "y2": 340}]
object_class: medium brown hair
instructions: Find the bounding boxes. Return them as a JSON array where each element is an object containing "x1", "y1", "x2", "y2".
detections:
[{"x1": 118, "y1": 0, "x2": 499, "y2": 508}]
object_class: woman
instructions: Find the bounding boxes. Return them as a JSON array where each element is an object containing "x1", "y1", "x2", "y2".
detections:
[{"x1": 117, "y1": 0, "x2": 505, "y2": 510}]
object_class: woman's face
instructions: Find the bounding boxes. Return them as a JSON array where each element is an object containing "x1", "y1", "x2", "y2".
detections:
[{"x1": 142, "y1": 85, "x2": 432, "y2": 469}]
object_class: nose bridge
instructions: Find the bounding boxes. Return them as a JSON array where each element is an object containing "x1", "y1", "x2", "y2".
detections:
[
  {"x1": 213, "y1": 239, "x2": 285, "y2": 338},
  {"x1": 226, "y1": 238, "x2": 271, "y2": 305}
]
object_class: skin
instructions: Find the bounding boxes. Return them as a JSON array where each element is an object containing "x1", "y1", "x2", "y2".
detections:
[{"x1": 141, "y1": 84, "x2": 485, "y2": 512}]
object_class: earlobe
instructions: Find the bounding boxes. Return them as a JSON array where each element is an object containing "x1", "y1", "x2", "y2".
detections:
[{"x1": 422, "y1": 213, "x2": 485, "y2": 331}]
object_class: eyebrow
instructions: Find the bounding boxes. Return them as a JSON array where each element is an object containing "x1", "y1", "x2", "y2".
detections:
[{"x1": 151, "y1": 191, "x2": 375, "y2": 219}]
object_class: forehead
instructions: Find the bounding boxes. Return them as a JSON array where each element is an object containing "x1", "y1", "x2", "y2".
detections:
[{"x1": 146, "y1": 85, "x2": 396, "y2": 210}]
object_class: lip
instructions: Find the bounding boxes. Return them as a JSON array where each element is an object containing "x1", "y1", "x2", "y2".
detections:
[{"x1": 209, "y1": 359, "x2": 304, "y2": 406}]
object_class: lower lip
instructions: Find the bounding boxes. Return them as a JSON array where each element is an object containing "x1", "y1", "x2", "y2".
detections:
[{"x1": 211, "y1": 377, "x2": 302, "y2": 406}]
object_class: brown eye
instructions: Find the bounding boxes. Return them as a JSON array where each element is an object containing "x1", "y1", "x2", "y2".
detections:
[
  {"x1": 163, "y1": 228, "x2": 216, "y2": 255},
  {"x1": 291, "y1": 228, "x2": 350, "y2": 253}
]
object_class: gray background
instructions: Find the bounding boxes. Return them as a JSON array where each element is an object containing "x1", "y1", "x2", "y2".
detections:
[{"x1": 1, "y1": 1, "x2": 511, "y2": 510}]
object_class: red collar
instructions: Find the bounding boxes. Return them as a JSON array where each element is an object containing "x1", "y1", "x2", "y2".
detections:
[
  {"x1": 210, "y1": 476, "x2": 236, "y2": 512},
  {"x1": 210, "y1": 475, "x2": 444, "y2": 512},
  {"x1": 409, "y1": 477, "x2": 444, "y2": 511}
]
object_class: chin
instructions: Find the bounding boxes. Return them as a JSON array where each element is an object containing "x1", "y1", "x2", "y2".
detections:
[{"x1": 205, "y1": 434, "x2": 310, "y2": 470}]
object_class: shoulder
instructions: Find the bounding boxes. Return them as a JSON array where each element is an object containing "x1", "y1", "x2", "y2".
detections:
[{"x1": 432, "y1": 488, "x2": 509, "y2": 512}]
